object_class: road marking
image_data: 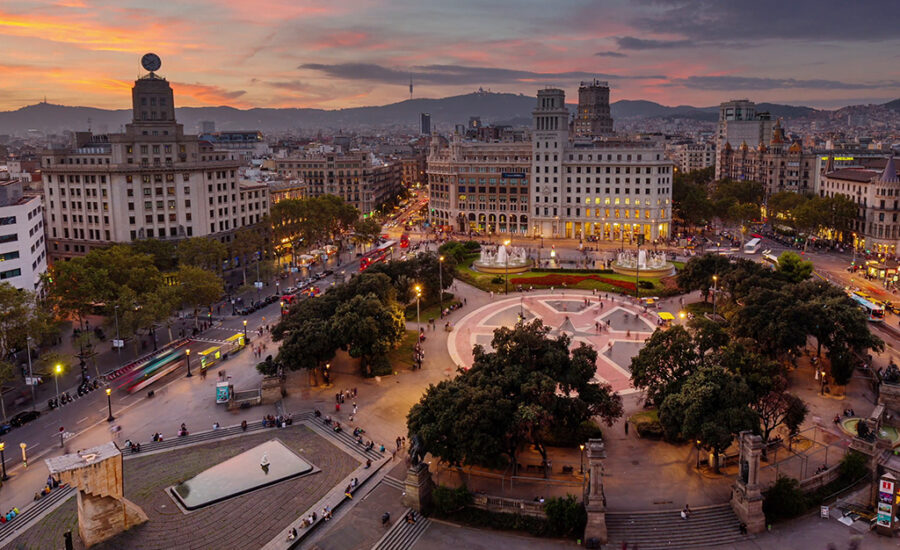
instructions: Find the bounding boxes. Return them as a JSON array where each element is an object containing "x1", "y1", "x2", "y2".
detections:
[{"x1": 78, "y1": 417, "x2": 89, "y2": 424}]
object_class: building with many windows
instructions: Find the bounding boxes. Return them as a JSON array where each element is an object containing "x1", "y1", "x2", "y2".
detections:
[
  {"x1": 41, "y1": 61, "x2": 268, "y2": 263},
  {"x1": 715, "y1": 99, "x2": 774, "y2": 179},
  {"x1": 531, "y1": 88, "x2": 672, "y2": 242},
  {"x1": 573, "y1": 80, "x2": 614, "y2": 138},
  {"x1": 273, "y1": 152, "x2": 403, "y2": 215},
  {"x1": 671, "y1": 142, "x2": 716, "y2": 173},
  {"x1": 0, "y1": 177, "x2": 46, "y2": 291},
  {"x1": 819, "y1": 155, "x2": 900, "y2": 255},
  {"x1": 426, "y1": 136, "x2": 531, "y2": 234}
]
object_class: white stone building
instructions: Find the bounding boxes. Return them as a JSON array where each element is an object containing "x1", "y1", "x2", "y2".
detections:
[{"x1": 0, "y1": 177, "x2": 47, "y2": 291}]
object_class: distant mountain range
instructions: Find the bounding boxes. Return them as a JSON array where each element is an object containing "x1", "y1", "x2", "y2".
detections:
[{"x1": 0, "y1": 92, "x2": 894, "y2": 136}]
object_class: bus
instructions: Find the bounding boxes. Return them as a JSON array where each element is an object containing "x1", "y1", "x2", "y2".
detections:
[
  {"x1": 360, "y1": 240, "x2": 396, "y2": 271},
  {"x1": 743, "y1": 238, "x2": 762, "y2": 254},
  {"x1": 762, "y1": 253, "x2": 779, "y2": 268},
  {"x1": 117, "y1": 348, "x2": 186, "y2": 394},
  {"x1": 400, "y1": 233, "x2": 410, "y2": 248},
  {"x1": 849, "y1": 292, "x2": 885, "y2": 322}
]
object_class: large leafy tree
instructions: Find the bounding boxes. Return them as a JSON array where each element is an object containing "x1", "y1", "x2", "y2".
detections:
[
  {"x1": 630, "y1": 325, "x2": 701, "y2": 405},
  {"x1": 367, "y1": 252, "x2": 453, "y2": 304},
  {"x1": 176, "y1": 265, "x2": 224, "y2": 327},
  {"x1": 409, "y1": 320, "x2": 623, "y2": 472},
  {"x1": 330, "y1": 293, "x2": 406, "y2": 376},
  {"x1": 352, "y1": 217, "x2": 383, "y2": 250},
  {"x1": 775, "y1": 251, "x2": 813, "y2": 283},
  {"x1": 676, "y1": 253, "x2": 733, "y2": 301},
  {"x1": 177, "y1": 237, "x2": 228, "y2": 273},
  {"x1": 659, "y1": 365, "x2": 757, "y2": 473},
  {"x1": 230, "y1": 225, "x2": 266, "y2": 285}
]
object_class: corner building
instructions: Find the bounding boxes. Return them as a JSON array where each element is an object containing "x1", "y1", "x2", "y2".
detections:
[
  {"x1": 530, "y1": 88, "x2": 672, "y2": 242},
  {"x1": 42, "y1": 65, "x2": 268, "y2": 262}
]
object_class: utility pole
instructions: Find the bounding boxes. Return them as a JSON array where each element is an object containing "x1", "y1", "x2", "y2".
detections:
[
  {"x1": 114, "y1": 305, "x2": 120, "y2": 355},
  {"x1": 25, "y1": 336, "x2": 35, "y2": 410},
  {"x1": 635, "y1": 233, "x2": 644, "y2": 299}
]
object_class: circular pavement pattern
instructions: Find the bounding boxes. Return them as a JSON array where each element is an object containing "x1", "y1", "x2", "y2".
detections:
[{"x1": 448, "y1": 292, "x2": 663, "y2": 394}]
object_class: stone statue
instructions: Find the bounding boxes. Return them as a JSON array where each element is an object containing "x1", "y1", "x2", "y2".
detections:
[
  {"x1": 260, "y1": 453, "x2": 270, "y2": 474},
  {"x1": 409, "y1": 434, "x2": 426, "y2": 466}
]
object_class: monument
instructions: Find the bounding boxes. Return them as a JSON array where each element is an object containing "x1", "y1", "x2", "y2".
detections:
[
  {"x1": 730, "y1": 431, "x2": 765, "y2": 534},
  {"x1": 611, "y1": 249, "x2": 675, "y2": 277},
  {"x1": 583, "y1": 438, "x2": 607, "y2": 546},
  {"x1": 472, "y1": 243, "x2": 532, "y2": 274},
  {"x1": 45, "y1": 442, "x2": 148, "y2": 548},
  {"x1": 402, "y1": 434, "x2": 434, "y2": 513}
]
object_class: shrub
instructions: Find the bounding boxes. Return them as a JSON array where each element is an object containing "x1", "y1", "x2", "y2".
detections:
[
  {"x1": 491, "y1": 276, "x2": 505, "y2": 284},
  {"x1": 368, "y1": 355, "x2": 392, "y2": 377},
  {"x1": 543, "y1": 495, "x2": 587, "y2": 539},
  {"x1": 638, "y1": 280, "x2": 654, "y2": 289},
  {"x1": 463, "y1": 240, "x2": 481, "y2": 251},
  {"x1": 635, "y1": 421, "x2": 664, "y2": 439},
  {"x1": 763, "y1": 475, "x2": 806, "y2": 522},
  {"x1": 838, "y1": 451, "x2": 868, "y2": 482},
  {"x1": 543, "y1": 420, "x2": 603, "y2": 447},
  {"x1": 255, "y1": 358, "x2": 278, "y2": 376},
  {"x1": 431, "y1": 484, "x2": 472, "y2": 515}
]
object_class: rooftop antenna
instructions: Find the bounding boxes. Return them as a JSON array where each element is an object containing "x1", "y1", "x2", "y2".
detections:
[{"x1": 409, "y1": 74, "x2": 413, "y2": 101}]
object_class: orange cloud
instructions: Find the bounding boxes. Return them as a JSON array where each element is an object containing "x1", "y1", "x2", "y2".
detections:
[
  {"x1": 0, "y1": 8, "x2": 190, "y2": 52},
  {"x1": 171, "y1": 82, "x2": 250, "y2": 107}
]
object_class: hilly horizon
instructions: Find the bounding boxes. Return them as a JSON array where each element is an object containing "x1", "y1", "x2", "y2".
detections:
[{"x1": 0, "y1": 92, "x2": 891, "y2": 136}]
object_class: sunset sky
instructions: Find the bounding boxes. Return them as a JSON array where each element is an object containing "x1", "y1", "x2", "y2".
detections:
[{"x1": 1, "y1": 0, "x2": 898, "y2": 111}]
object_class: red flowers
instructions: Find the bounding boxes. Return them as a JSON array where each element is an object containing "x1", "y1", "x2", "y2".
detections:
[{"x1": 509, "y1": 274, "x2": 636, "y2": 291}]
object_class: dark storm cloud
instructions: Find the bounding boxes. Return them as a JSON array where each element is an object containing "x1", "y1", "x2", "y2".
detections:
[
  {"x1": 668, "y1": 75, "x2": 900, "y2": 90},
  {"x1": 595, "y1": 51, "x2": 628, "y2": 58},
  {"x1": 615, "y1": 36, "x2": 692, "y2": 50},
  {"x1": 630, "y1": 0, "x2": 900, "y2": 43},
  {"x1": 299, "y1": 63, "x2": 663, "y2": 85}
]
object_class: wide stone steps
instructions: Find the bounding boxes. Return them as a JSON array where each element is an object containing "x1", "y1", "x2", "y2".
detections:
[
  {"x1": 382, "y1": 474, "x2": 404, "y2": 491},
  {"x1": 371, "y1": 509, "x2": 430, "y2": 550},
  {"x1": 127, "y1": 419, "x2": 274, "y2": 454},
  {"x1": 304, "y1": 416, "x2": 385, "y2": 461},
  {"x1": 0, "y1": 484, "x2": 75, "y2": 546},
  {"x1": 606, "y1": 504, "x2": 747, "y2": 550}
]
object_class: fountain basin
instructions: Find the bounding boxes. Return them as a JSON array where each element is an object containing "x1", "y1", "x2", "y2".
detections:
[
  {"x1": 472, "y1": 244, "x2": 533, "y2": 274},
  {"x1": 611, "y1": 249, "x2": 675, "y2": 277}
]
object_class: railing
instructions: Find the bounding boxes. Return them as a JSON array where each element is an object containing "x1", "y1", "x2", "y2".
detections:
[{"x1": 470, "y1": 493, "x2": 548, "y2": 518}]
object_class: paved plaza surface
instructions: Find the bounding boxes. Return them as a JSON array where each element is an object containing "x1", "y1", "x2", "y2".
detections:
[
  {"x1": 8, "y1": 425, "x2": 358, "y2": 550},
  {"x1": 448, "y1": 291, "x2": 659, "y2": 394}
]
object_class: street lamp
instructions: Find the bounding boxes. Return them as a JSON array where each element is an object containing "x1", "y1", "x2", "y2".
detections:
[
  {"x1": 679, "y1": 311, "x2": 686, "y2": 324},
  {"x1": 25, "y1": 336, "x2": 35, "y2": 410},
  {"x1": 105, "y1": 388, "x2": 114, "y2": 422},
  {"x1": 579, "y1": 443, "x2": 585, "y2": 474},
  {"x1": 696, "y1": 440, "x2": 702, "y2": 469},
  {"x1": 0, "y1": 441, "x2": 8, "y2": 480},
  {"x1": 54, "y1": 364, "x2": 61, "y2": 402},
  {"x1": 503, "y1": 239, "x2": 511, "y2": 294},
  {"x1": 114, "y1": 304, "x2": 121, "y2": 355},
  {"x1": 280, "y1": 301, "x2": 285, "y2": 316},
  {"x1": 438, "y1": 256, "x2": 444, "y2": 314},
  {"x1": 711, "y1": 275, "x2": 719, "y2": 316},
  {"x1": 243, "y1": 319, "x2": 248, "y2": 340},
  {"x1": 414, "y1": 284, "x2": 422, "y2": 329},
  {"x1": 185, "y1": 349, "x2": 192, "y2": 378}
]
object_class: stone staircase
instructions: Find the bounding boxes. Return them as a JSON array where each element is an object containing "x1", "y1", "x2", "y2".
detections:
[
  {"x1": 303, "y1": 414, "x2": 385, "y2": 462},
  {"x1": 125, "y1": 418, "x2": 275, "y2": 455},
  {"x1": 371, "y1": 509, "x2": 431, "y2": 550},
  {"x1": 605, "y1": 504, "x2": 748, "y2": 550},
  {"x1": 0, "y1": 485, "x2": 75, "y2": 547}
]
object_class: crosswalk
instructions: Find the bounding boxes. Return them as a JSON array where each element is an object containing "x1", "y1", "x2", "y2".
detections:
[{"x1": 191, "y1": 327, "x2": 244, "y2": 345}]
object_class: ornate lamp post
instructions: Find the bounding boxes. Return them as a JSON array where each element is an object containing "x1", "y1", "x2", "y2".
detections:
[
  {"x1": 503, "y1": 239, "x2": 511, "y2": 294},
  {"x1": 438, "y1": 256, "x2": 444, "y2": 314},
  {"x1": 414, "y1": 284, "x2": 422, "y2": 329},
  {"x1": 185, "y1": 348, "x2": 192, "y2": 378},
  {"x1": 579, "y1": 443, "x2": 585, "y2": 474},
  {"x1": 53, "y1": 364, "x2": 62, "y2": 401},
  {"x1": 106, "y1": 388, "x2": 115, "y2": 422},
  {"x1": 712, "y1": 275, "x2": 719, "y2": 316},
  {"x1": 0, "y1": 441, "x2": 8, "y2": 480}
]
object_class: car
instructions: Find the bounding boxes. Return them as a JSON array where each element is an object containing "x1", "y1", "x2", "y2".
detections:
[
  {"x1": 0, "y1": 423, "x2": 11, "y2": 435},
  {"x1": 284, "y1": 286, "x2": 297, "y2": 295},
  {"x1": 322, "y1": 269, "x2": 334, "y2": 277},
  {"x1": 10, "y1": 410, "x2": 39, "y2": 427}
]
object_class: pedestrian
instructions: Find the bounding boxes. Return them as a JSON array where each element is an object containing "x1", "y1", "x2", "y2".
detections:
[
  {"x1": 336, "y1": 402, "x2": 341, "y2": 412},
  {"x1": 624, "y1": 421, "x2": 629, "y2": 435},
  {"x1": 353, "y1": 403, "x2": 358, "y2": 415}
]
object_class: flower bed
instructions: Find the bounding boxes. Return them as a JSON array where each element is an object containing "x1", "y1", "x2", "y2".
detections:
[{"x1": 510, "y1": 273, "x2": 637, "y2": 292}]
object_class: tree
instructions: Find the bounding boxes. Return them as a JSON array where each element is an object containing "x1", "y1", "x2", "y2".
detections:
[
  {"x1": 676, "y1": 253, "x2": 733, "y2": 301},
  {"x1": 131, "y1": 239, "x2": 178, "y2": 271},
  {"x1": 408, "y1": 320, "x2": 623, "y2": 473},
  {"x1": 230, "y1": 225, "x2": 266, "y2": 285},
  {"x1": 276, "y1": 318, "x2": 338, "y2": 381},
  {"x1": 352, "y1": 217, "x2": 383, "y2": 250},
  {"x1": 330, "y1": 293, "x2": 406, "y2": 375},
  {"x1": 659, "y1": 365, "x2": 757, "y2": 473},
  {"x1": 177, "y1": 237, "x2": 227, "y2": 272},
  {"x1": 688, "y1": 317, "x2": 729, "y2": 357},
  {"x1": 368, "y1": 252, "x2": 453, "y2": 304},
  {"x1": 47, "y1": 257, "x2": 109, "y2": 329},
  {"x1": 712, "y1": 180, "x2": 765, "y2": 207},
  {"x1": 775, "y1": 251, "x2": 813, "y2": 283},
  {"x1": 630, "y1": 325, "x2": 700, "y2": 405},
  {"x1": 0, "y1": 283, "x2": 42, "y2": 363},
  {"x1": 755, "y1": 390, "x2": 807, "y2": 446},
  {"x1": 825, "y1": 195, "x2": 859, "y2": 244},
  {"x1": 767, "y1": 192, "x2": 807, "y2": 228},
  {"x1": 673, "y1": 179, "x2": 712, "y2": 228},
  {"x1": 176, "y1": 266, "x2": 223, "y2": 327}
]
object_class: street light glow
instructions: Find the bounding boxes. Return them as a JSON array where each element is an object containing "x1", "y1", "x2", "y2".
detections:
[
  {"x1": 55, "y1": 364, "x2": 61, "y2": 374},
  {"x1": 106, "y1": 388, "x2": 111, "y2": 396}
]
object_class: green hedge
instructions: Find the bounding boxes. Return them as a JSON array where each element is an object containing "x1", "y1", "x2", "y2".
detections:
[{"x1": 543, "y1": 420, "x2": 603, "y2": 447}]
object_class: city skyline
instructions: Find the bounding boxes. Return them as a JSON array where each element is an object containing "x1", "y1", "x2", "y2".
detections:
[{"x1": 1, "y1": 0, "x2": 899, "y2": 112}]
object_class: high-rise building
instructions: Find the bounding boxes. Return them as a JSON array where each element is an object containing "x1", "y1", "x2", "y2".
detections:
[
  {"x1": 531, "y1": 88, "x2": 672, "y2": 241},
  {"x1": 41, "y1": 56, "x2": 269, "y2": 263},
  {"x1": 420, "y1": 113, "x2": 431, "y2": 136},
  {"x1": 0, "y1": 176, "x2": 46, "y2": 291},
  {"x1": 199, "y1": 120, "x2": 216, "y2": 134},
  {"x1": 468, "y1": 117, "x2": 482, "y2": 130},
  {"x1": 573, "y1": 79, "x2": 614, "y2": 137},
  {"x1": 715, "y1": 99, "x2": 774, "y2": 179},
  {"x1": 670, "y1": 143, "x2": 716, "y2": 173}
]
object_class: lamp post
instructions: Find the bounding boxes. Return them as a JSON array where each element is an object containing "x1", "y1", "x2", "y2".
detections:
[
  {"x1": 19, "y1": 442, "x2": 26, "y2": 469},
  {"x1": 105, "y1": 388, "x2": 114, "y2": 422},
  {"x1": 679, "y1": 311, "x2": 686, "y2": 325},
  {"x1": 0, "y1": 441, "x2": 8, "y2": 480},
  {"x1": 438, "y1": 256, "x2": 444, "y2": 314},
  {"x1": 25, "y1": 336, "x2": 35, "y2": 410},
  {"x1": 414, "y1": 285, "x2": 422, "y2": 329},
  {"x1": 712, "y1": 275, "x2": 718, "y2": 316},
  {"x1": 503, "y1": 239, "x2": 511, "y2": 294},
  {"x1": 696, "y1": 440, "x2": 702, "y2": 469},
  {"x1": 185, "y1": 348, "x2": 192, "y2": 378},
  {"x1": 579, "y1": 443, "x2": 585, "y2": 474},
  {"x1": 243, "y1": 320, "x2": 248, "y2": 340},
  {"x1": 53, "y1": 364, "x2": 61, "y2": 401},
  {"x1": 280, "y1": 301, "x2": 284, "y2": 316}
]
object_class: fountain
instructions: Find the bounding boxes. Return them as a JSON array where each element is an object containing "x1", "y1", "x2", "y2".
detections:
[
  {"x1": 472, "y1": 243, "x2": 533, "y2": 274},
  {"x1": 611, "y1": 249, "x2": 675, "y2": 277}
]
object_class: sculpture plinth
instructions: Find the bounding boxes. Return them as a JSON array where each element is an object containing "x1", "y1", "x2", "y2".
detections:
[
  {"x1": 45, "y1": 442, "x2": 147, "y2": 548},
  {"x1": 583, "y1": 438, "x2": 607, "y2": 546},
  {"x1": 730, "y1": 431, "x2": 765, "y2": 534},
  {"x1": 402, "y1": 462, "x2": 434, "y2": 513}
]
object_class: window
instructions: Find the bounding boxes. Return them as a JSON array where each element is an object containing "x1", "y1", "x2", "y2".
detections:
[
  {"x1": 0, "y1": 216, "x2": 15, "y2": 225},
  {"x1": 0, "y1": 234, "x2": 18, "y2": 244},
  {"x1": 0, "y1": 268, "x2": 21, "y2": 280}
]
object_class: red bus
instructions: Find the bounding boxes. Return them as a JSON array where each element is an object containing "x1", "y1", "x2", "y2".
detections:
[
  {"x1": 400, "y1": 233, "x2": 410, "y2": 248},
  {"x1": 360, "y1": 240, "x2": 396, "y2": 271}
]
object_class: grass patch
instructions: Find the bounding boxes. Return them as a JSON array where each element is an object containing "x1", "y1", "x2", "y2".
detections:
[
  {"x1": 629, "y1": 409, "x2": 663, "y2": 439},
  {"x1": 684, "y1": 301, "x2": 714, "y2": 315},
  {"x1": 385, "y1": 330, "x2": 420, "y2": 371},
  {"x1": 404, "y1": 293, "x2": 459, "y2": 322}
]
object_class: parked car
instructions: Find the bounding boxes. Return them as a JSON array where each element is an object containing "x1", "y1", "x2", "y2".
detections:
[
  {"x1": 0, "y1": 423, "x2": 11, "y2": 435},
  {"x1": 10, "y1": 410, "x2": 40, "y2": 427},
  {"x1": 322, "y1": 269, "x2": 334, "y2": 277}
]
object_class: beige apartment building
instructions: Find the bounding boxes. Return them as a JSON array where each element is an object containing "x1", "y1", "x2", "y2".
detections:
[{"x1": 42, "y1": 63, "x2": 268, "y2": 263}]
